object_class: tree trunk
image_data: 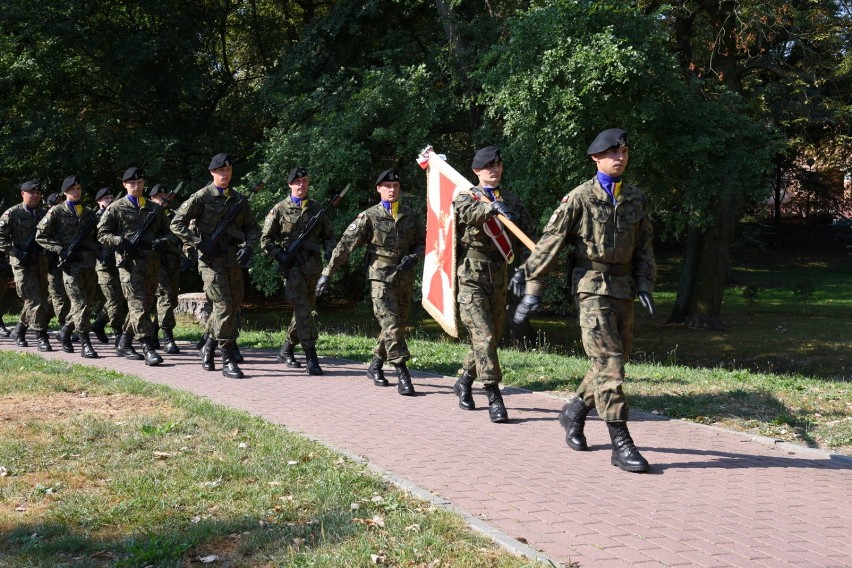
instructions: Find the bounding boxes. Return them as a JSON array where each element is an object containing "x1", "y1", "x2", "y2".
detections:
[{"x1": 668, "y1": 170, "x2": 739, "y2": 329}]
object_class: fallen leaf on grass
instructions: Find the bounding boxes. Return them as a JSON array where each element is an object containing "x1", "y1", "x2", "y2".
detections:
[
  {"x1": 352, "y1": 515, "x2": 385, "y2": 528},
  {"x1": 371, "y1": 553, "x2": 386, "y2": 564},
  {"x1": 153, "y1": 451, "x2": 174, "y2": 459},
  {"x1": 89, "y1": 550, "x2": 115, "y2": 559},
  {"x1": 198, "y1": 554, "x2": 218, "y2": 563}
]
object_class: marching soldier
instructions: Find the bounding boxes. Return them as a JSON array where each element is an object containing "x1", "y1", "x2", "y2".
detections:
[
  {"x1": 91, "y1": 187, "x2": 127, "y2": 346},
  {"x1": 43, "y1": 192, "x2": 71, "y2": 335},
  {"x1": 149, "y1": 183, "x2": 182, "y2": 354},
  {"x1": 171, "y1": 153, "x2": 259, "y2": 379},
  {"x1": 35, "y1": 176, "x2": 99, "y2": 358},
  {"x1": 261, "y1": 167, "x2": 335, "y2": 375},
  {"x1": 316, "y1": 169, "x2": 424, "y2": 395},
  {"x1": 97, "y1": 167, "x2": 172, "y2": 366},
  {"x1": 514, "y1": 128, "x2": 657, "y2": 473},
  {"x1": 452, "y1": 146, "x2": 536, "y2": 422},
  {"x1": 0, "y1": 181, "x2": 53, "y2": 351}
]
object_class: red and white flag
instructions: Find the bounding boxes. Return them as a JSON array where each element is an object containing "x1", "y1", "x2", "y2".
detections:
[{"x1": 417, "y1": 146, "x2": 471, "y2": 338}]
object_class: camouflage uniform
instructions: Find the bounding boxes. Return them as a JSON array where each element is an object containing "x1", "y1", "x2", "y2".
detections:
[
  {"x1": 261, "y1": 197, "x2": 335, "y2": 350},
  {"x1": 35, "y1": 202, "x2": 98, "y2": 334},
  {"x1": 0, "y1": 204, "x2": 51, "y2": 334},
  {"x1": 523, "y1": 177, "x2": 656, "y2": 422},
  {"x1": 97, "y1": 196, "x2": 172, "y2": 345},
  {"x1": 170, "y1": 183, "x2": 258, "y2": 344},
  {"x1": 155, "y1": 206, "x2": 182, "y2": 336},
  {"x1": 454, "y1": 185, "x2": 536, "y2": 386},
  {"x1": 94, "y1": 211, "x2": 127, "y2": 339},
  {"x1": 323, "y1": 202, "x2": 425, "y2": 364}
]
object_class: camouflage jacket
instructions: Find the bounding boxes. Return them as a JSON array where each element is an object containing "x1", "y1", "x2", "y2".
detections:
[
  {"x1": 324, "y1": 202, "x2": 425, "y2": 283},
  {"x1": 524, "y1": 176, "x2": 656, "y2": 299},
  {"x1": 261, "y1": 197, "x2": 335, "y2": 276},
  {"x1": 35, "y1": 201, "x2": 99, "y2": 268},
  {"x1": 97, "y1": 196, "x2": 176, "y2": 264},
  {"x1": 0, "y1": 203, "x2": 48, "y2": 268},
  {"x1": 170, "y1": 183, "x2": 259, "y2": 267},
  {"x1": 454, "y1": 185, "x2": 536, "y2": 265}
]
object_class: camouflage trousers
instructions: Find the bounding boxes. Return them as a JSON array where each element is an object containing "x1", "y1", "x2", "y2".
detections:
[
  {"x1": 457, "y1": 257, "x2": 509, "y2": 386},
  {"x1": 156, "y1": 254, "x2": 181, "y2": 330},
  {"x1": 96, "y1": 263, "x2": 127, "y2": 332},
  {"x1": 576, "y1": 293, "x2": 635, "y2": 422},
  {"x1": 12, "y1": 258, "x2": 51, "y2": 331},
  {"x1": 200, "y1": 261, "x2": 244, "y2": 341},
  {"x1": 48, "y1": 263, "x2": 70, "y2": 326},
  {"x1": 119, "y1": 256, "x2": 161, "y2": 341},
  {"x1": 284, "y1": 268, "x2": 319, "y2": 349},
  {"x1": 60, "y1": 261, "x2": 97, "y2": 333},
  {"x1": 370, "y1": 278, "x2": 414, "y2": 365}
]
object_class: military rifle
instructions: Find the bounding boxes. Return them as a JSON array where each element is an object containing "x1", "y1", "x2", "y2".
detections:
[
  {"x1": 56, "y1": 207, "x2": 101, "y2": 269},
  {"x1": 17, "y1": 208, "x2": 48, "y2": 265},
  {"x1": 202, "y1": 174, "x2": 271, "y2": 253},
  {"x1": 117, "y1": 182, "x2": 183, "y2": 265},
  {"x1": 278, "y1": 183, "x2": 350, "y2": 274}
]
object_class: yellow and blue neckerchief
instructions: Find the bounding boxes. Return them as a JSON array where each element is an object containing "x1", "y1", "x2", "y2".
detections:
[
  {"x1": 596, "y1": 172, "x2": 621, "y2": 205},
  {"x1": 290, "y1": 196, "x2": 308, "y2": 209},
  {"x1": 127, "y1": 195, "x2": 147, "y2": 209},
  {"x1": 215, "y1": 185, "x2": 231, "y2": 197},
  {"x1": 381, "y1": 200, "x2": 399, "y2": 220},
  {"x1": 66, "y1": 200, "x2": 83, "y2": 217}
]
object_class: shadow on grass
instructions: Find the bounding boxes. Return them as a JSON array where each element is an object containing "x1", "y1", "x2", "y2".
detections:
[{"x1": 0, "y1": 507, "x2": 364, "y2": 567}]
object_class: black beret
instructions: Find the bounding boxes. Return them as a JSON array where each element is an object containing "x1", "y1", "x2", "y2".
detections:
[
  {"x1": 94, "y1": 187, "x2": 113, "y2": 201},
  {"x1": 287, "y1": 167, "x2": 308, "y2": 184},
  {"x1": 208, "y1": 153, "x2": 232, "y2": 170},
  {"x1": 375, "y1": 169, "x2": 401, "y2": 185},
  {"x1": 61, "y1": 175, "x2": 81, "y2": 192},
  {"x1": 587, "y1": 128, "x2": 629, "y2": 155},
  {"x1": 20, "y1": 180, "x2": 42, "y2": 192},
  {"x1": 122, "y1": 167, "x2": 144, "y2": 181},
  {"x1": 47, "y1": 192, "x2": 64, "y2": 206},
  {"x1": 149, "y1": 183, "x2": 166, "y2": 197},
  {"x1": 471, "y1": 146, "x2": 501, "y2": 169}
]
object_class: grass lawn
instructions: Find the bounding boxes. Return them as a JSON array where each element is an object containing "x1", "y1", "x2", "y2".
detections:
[{"x1": 0, "y1": 353, "x2": 539, "y2": 567}]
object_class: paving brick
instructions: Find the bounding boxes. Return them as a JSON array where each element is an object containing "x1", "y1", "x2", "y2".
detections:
[{"x1": 5, "y1": 341, "x2": 850, "y2": 568}]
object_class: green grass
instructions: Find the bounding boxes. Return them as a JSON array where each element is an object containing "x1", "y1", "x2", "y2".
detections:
[{"x1": 0, "y1": 353, "x2": 539, "y2": 567}]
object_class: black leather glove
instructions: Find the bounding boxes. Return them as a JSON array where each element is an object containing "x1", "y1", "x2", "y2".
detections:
[
  {"x1": 275, "y1": 250, "x2": 290, "y2": 269},
  {"x1": 324, "y1": 248, "x2": 333, "y2": 262},
  {"x1": 236, "y1": 245, "x2": 253, "y2": 267},
  {"x1": 490, "y1": 200, "x2": 517, "y2": 222},
  {"x1": 315, "y1": 274, "x2": 330, "y2": 297},
  {"x1": 118, "y1": 238, "x2": 139, "y2": 257},
  {"x1": 509, "y1": 267, "x2": 525, "y2": 299},
  {"x1": 179, "y1": 253, "x2": 195, "y2": 272},
  {"x1": 196, "y1": 239, "x2": 222, "y2": 258},
  {"x1": 151, "y1": 238, "x2": 169, "y2": 253},
  {"x1": 513, "y1": 294, "x2": 541, "y2": 325},
  {"x1": 638, "y1": 291, "x2": 656, "y2": 317},
  {"x1": 398, "y1": 254, "x2": 418, "y2": 272}
]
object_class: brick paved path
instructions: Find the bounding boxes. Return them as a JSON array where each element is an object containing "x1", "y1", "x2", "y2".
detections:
[{"x1": 3, "y1": 339, "x2": 850, "y2": 568}]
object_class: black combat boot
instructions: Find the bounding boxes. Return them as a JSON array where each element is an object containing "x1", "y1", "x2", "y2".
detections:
[
  {"x1": 56, "y1": 325, "x2": 74, "y2": 353},
  {"x1": 0, "y1": 318, "x2": 11, "y2": 338},
  {"x1": 141, "y1": 337, "x2": 163, "y2": 366},
  {"x1": 233, "y1": 343, "x2": 244, "y2": 363},
  {"x1": 277, "y1": 341, "x2": 301, "y2": 367},
  {"x1": 195, "y1": 331, "x2": 209, "y2": 350},
  {"x1": 116, "y1": 332, "x2": 144, "y2": 360},
  {"x1": 483, "y1": 383, "x2": 509, "y2": 423},
  {"x1": 36, "y1": 330, "x2": 52, "y2": 352},
  {"x1": 558, "y1": 397, "x2": 593, "y2": 451},
  {"x1": 200, "y1": 335, "x2": 216, "y2": 371},
  {"x1": 304, "y1": 346, "x2": 323, "y2": 376},
  {"x1": 453, "y1": 371, "x2": 476, "y2": 410},
  {"x1": 161, "y1": 328, "x2": 181, "y2": 354},
  {"x1": 150, "y1": 325, "x2": 162, "y2": 350},
  {"x1": 91, "y1": 313, "x2": 109, "y2": 344},
  {"x1": 113, "y1": 332, "x2": 122, "y2": 349},
  {"x1": 14, "y1": 323, "x2": 28, "y2": 347},
  {"x1": 367, "y1": 357, "x2": 388, "y2": 386},
  {"x1": 394, "y1": 362, "x2": 415, "y2": 396},
  {"x1": 80, "y1": 332, "x2": 98, "y2": 358},
  {"x1": 607, "y1": 421, "x2": 650, "y2": 473},
  {"x1": 221, "y1": 342, "x2": 245, "y2": 379}
]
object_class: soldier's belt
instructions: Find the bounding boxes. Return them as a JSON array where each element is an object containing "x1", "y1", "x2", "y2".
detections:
[
  {"x1": 463, "y1": 248, "x2": 505, "y2": 263},
  {"x1": 575, "y1": 259, "x2": 632, "y2": 276},
  {"x1": 369, "y1": 253, "x2": 400, "y2": 268}
]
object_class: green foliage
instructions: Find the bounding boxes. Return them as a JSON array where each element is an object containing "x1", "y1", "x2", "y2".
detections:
[{"x1": 740, "y1": 282, "x2": 761, "y2": 315}]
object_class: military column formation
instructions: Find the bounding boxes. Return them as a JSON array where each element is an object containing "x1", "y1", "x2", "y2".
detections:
[{"x1": 1, "y1": 130, "x2": 659, "y2": 473}]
